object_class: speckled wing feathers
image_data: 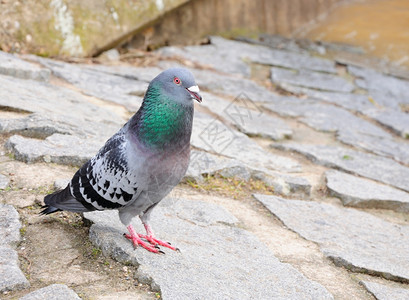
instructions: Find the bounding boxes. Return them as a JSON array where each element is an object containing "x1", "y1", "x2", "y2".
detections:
[{"x1": 69, "y1": 129, "x2": 139, "y2": 210}]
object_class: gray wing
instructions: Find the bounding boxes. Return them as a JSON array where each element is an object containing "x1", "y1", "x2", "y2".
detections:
[{"x1": 69, "y1": 129, "x2": 140, "y2": 210}]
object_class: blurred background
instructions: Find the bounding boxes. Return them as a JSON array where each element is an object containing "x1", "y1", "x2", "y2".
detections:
[
  {"x1": 0, "y1": 0, "x2": 408, "y2": 68},
  {"x1": 1, "y1": 2, "x2": 409, "y2": 299}
]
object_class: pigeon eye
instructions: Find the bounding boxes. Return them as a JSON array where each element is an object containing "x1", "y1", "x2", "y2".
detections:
[{"x1": 173, "y1": 77, "x2": 181, "y2": 85}]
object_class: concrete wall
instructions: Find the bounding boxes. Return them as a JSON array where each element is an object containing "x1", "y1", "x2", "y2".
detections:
[{"x1": 125, "y1": 0, "x2": 346, "y2": 51}]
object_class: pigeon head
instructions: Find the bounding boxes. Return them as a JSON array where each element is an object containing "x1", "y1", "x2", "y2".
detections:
[
  {"x1": 148, "y1": 68, "x2": 202, "y2": 105},
  {"x1": 132, "y1": 68, "x2": 200, "y2": 150}
]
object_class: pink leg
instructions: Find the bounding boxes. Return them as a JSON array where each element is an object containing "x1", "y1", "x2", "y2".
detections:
[
  {"x1": 124, "y1": 225, "x2": 162, "y2": 253},
  {"x1": 138, "y1": 223, "x2": 178, "y2": 251}
]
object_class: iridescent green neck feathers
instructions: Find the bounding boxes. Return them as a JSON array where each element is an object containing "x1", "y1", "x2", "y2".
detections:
[{"x1": 133, "y1": 84, "x2": 193, "y2": 151}]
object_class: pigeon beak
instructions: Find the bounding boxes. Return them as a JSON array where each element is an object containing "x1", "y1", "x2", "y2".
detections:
[{"x1": 186, "y1": 85, "x2": 202, "y2": 103}]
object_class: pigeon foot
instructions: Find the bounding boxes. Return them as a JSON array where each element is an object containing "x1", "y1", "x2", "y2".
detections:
[
  {"x1": 141, "y1": 222, "x2": 179, "y2": 251},
  {"x1": 138, "y1": 234, "x2": 178, "y2": 251},
  {"x1": 125, "y1": 225, "x2": 163, "y2": 253}
]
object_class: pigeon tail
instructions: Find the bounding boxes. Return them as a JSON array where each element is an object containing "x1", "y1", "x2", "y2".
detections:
[
  {"x1": 39, "y1": 205, "x2": 61, "y2": 215},
  {"x1": 41, "y1": 184, "x2": 97, "y2": 214}
]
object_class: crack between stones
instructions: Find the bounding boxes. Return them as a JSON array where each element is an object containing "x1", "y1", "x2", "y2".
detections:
[{"x1": 327, "y1": 254, "x2": 409, "y2": 284}]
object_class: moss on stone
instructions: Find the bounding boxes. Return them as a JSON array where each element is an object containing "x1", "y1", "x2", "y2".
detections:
[{"x1": 3, "y1": 0, "x2": 189, "y2": 57}]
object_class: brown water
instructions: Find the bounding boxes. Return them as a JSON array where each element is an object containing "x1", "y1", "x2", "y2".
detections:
[{"x1": 302, "y1": 0, "x2": 409, "y2": 68}]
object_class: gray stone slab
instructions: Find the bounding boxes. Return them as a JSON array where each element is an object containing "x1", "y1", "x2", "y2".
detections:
[
  {"x1": 253, "y1": 194, "x2": 409, "y2": 282},
  {"x1": 0, "y1": 204, "x2": 29, "y2": 292},
  {"x1": 237, "y1": 34, "x2": 308, "y2": 54},
  {"x1": 273, "y1": 173, "x2": 311, "y2": 196},
  {"x1": 242, "y1": 34, "x2": 365, "y2": 56},
  {"x1": 267, "y1": 97, "x2": 409, "y2": 165},
  {"x1": 274, "y1": 143, "x2": 409, "y2": 193},
  {"x1": 161, "y1": 35, "x2": 335, "y2": 78},
  {"x1": 287, "y1": 88, "x2": 377, "y2": 114},
  {"x1": 262, "y1": 96, "x2": 318, "y2": 117},
  {"x1": 271, "y1": 67, "x2": 355, "y2": 93},
  {"x1": 296, "y1": 87, "x2": 405, "y2": 117},
  {"x1": 360, "y1": 281, "x2": 409, "y2": 300},
  {"x1": 0, "y1": 74, "x2": 124, "y2": 139},
  {"x1": 0, "y1": 73, "x2": 125, "y2": 166},
  {"x1": 34, "y1": 57, "x2": 145, "y2": 111},
  {"x1": 264, "y1": 99, "x2": 409, "y2": 163},
  {"x1": 366, "y1": 90, "x2": 403, "y2": 110},
  {"x1": 297, "y1": 104, "x2": 387, "y2": 136},
  {"x1": 184, "y1": 150, "x2": 242, "y2": 182},
  {"x1": 0, "y1": 174, "x2": 9, "y2": 189},
  {"x1": 368, "y1": 110, "x2": 409, "y2": 139},
  {"x1": 209, "y1": 35, "x2": 273, "y2": 57},
  {"x1": 84, "y1": 198, "x2": 333, "y2": 300},
  {"x1": 0, "y1": 246, "x2": 30, "y2": 292},
  {"x1": 0, "y1": 204, "x2": 21, "y2": 247},
  {"x1": 251, "y1": 47, "x2": 336, "y2": 74},
  {"x1": 157, "y1": 41, "x2": 251, "y2": 77},
  {"x1": 355, "y1": 79, "x2": 409, "y2": 111},
  {"x1": 334, "y1": 52, "x2": 389, "y2": 75},
  {"x1": 348, "y1": 65, "x2": 409, "y2": 105},
  {"x1": 253, "y1": 172, "x2": 311, "y2": 197},
  {"x1": 0, "y1": 51, "x2": 50, "y2": 82},
  {"x1": 158, "y1": 36, "x2": 294, "y2": 78},
  {"x1": 192, "y1": 113, "x2": 301, "y2": 172},
  {"x1": 337, "y1": 129, "x2": 409, "y2": 165},
  {"x1": 318, "y1": 41, "x2": 366, "y2": 55},
  {"x1": 6, "y1": 134, "x2": 101, "y2": 167},
  {"x1": 188, "y1": 151, "x2": 254, "y2": 182},
  {"x1": 218, "y1": 165, "x2": 252, "y2": 181},
  {"x1": 19, "y1": 284, "x2": 81, "y2": 300},
  {"x1": 200, "y1": 92, "x2": 292, "y2": 140},
  {"x1": 325, "y1": 170, "x2": 409, "y2": 212},
  {"x1": 297, "y1": 88, "x2": 406, "y2": 128},
  {"x1": 81, "y1": 64, "x2": 162, "y2": 83},
  {"x1": 210, "y1": 36, "x2": 336, "y2": 73},
  {"x1": 0, "y1": 113, "x2": 87, "y2": 139},
  {"x1": 387, "y1": 66, "x2": 409, "y2": 81}
]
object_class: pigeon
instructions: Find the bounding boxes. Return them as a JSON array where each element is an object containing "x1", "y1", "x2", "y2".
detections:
[{"x1": 41, "y1": 68, "x2": 202, "y2": 253}]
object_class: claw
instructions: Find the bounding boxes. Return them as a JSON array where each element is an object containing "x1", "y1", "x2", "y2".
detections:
[
  {"x1": 125, "y1": 225, "x2": 160, "y2": 253},
  {"x1": 125, "y1": 224, "x2": 179, "y2": 253},
  {"x1": 137, "y1": 234, "x2": 176, "y2": 251}
]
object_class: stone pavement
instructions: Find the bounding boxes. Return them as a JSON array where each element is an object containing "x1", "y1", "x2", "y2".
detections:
[
  {"x1": 0, "y1": 204, "x2": 29, "y2": 293},
  {"x1": 85, "y1": 199, "x2": 332, "y2": 299},
  {"x1": 0, "y1": 35, "x2": 409, "y2": 298}
]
